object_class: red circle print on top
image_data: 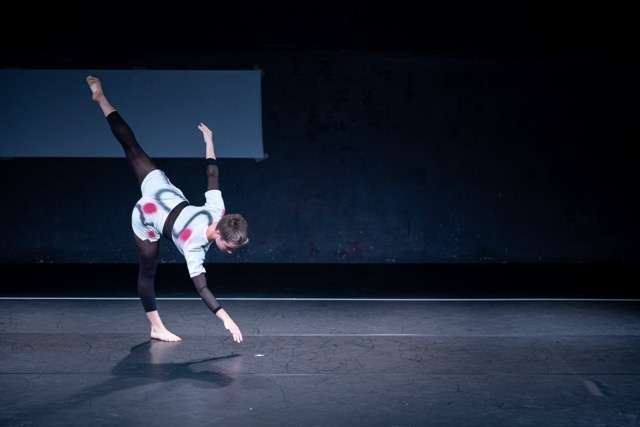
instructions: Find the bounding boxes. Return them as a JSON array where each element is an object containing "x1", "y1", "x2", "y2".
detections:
[
  {"x1": 147, "y1": 230, "x2": 156, "y2": 239},
  {"x1": 143, "y1": 203, "x2": 157, "y2": 214},
  {"x1": 180, "y1": 228, "x2": 192, "y2": 242}
]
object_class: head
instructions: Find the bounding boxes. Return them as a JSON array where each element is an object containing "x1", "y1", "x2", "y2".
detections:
[{"x1": 213, "y1": 213, "x2": 249, "y2": 254}]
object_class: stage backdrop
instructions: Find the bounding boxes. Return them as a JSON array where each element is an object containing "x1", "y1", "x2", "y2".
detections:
[
  {"x1": 1, "y1": 69, "x2": 265, "y2": 159},
  {"x1": 0, "y1": 54, "x2": 637, "y2": 264}
]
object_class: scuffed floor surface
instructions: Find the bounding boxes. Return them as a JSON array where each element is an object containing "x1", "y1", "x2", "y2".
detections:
[{"x1": 1, "y1": 300, "x2": 640, "y2": 426}]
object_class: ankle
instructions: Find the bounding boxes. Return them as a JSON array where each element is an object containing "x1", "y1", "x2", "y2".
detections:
[{"x1": 146, "y1": 310, "x2": 166, "y2": 330}]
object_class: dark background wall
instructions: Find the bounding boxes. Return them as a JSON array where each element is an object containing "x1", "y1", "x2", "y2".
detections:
[{"x1": 2, "y1": 4, "x2": 638, "y2": 265}]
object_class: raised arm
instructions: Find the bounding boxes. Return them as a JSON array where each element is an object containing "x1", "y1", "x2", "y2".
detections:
[{"x1": 198, "y1": 122, "x2": 219, "y2": 191}]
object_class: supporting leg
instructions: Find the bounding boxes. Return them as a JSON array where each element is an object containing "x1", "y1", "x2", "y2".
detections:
[{"x1": 133, "y1": 235, "x2": 182, "y2": 342}]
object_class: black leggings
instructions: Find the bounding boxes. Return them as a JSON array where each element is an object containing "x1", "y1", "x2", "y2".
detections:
[
  {"x1": 107, "y1": 111, "x2": 160, "y2": 312},
  {"x1": 134, "y1": 234, "x2": 159, "y2": 312},
  {"x1": 107, "y1": 111, "x2": 157, "y2": 186}
]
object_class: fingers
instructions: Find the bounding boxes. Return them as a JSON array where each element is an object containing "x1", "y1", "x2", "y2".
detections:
[
  {"x1": 224, "y1": 322, "x2": 243, "y2": 343},
  {"x1": 232, "y1": 328, "x2": 243, "y2": 343}
]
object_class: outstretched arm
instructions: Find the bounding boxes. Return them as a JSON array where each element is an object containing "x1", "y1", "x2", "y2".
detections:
[
  {"x1": 192, "y1": 273, "x2": 243, "y2": 343},
  {"x1": 191, "y1": 273, "x2": 223, "y2": 314},
  {"x1": 197, "y1": 122, "x2": 219, "y2": 191}
]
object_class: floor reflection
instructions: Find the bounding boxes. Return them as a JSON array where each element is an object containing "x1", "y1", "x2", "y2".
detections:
[{"x1": 7, "y1": 339, "x2": 241, "y2": 424}]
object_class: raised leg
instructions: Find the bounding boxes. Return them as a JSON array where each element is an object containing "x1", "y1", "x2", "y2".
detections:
[{"x1": 87, "y1": 76, "x2": 158, "y2": 185}]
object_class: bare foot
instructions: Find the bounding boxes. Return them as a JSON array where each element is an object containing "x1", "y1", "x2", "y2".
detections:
[
  {"x1": 150, "y1": 326, "x2": 183, "y2": 342},
  {"x1": 86, "y1": 75, "x2": 104, "y2": 101}
]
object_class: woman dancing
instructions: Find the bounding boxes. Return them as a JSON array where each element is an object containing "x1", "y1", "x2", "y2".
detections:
[{"x1": 86, "y1": 75, "x2": 248, "y2": 343}]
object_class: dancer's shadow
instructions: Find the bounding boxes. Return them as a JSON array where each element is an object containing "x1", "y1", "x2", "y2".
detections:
[
  {"x1": 4, "y1": 339, "x2": 241, "y2": 425},
  {"x1": 82, "y1": 339, "x2": 240, "y2": 395}
]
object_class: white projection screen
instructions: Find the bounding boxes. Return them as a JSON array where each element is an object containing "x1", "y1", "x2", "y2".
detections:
[{"x1": 1, "y1": 69, "x2": 264, "y2": 159}]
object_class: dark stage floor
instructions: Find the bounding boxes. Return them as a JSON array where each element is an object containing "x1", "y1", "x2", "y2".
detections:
[{"x1": 1, "y1": 299, "x2": 639, "y2": 426}]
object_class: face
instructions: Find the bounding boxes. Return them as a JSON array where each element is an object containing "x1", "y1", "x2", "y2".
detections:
[{"x1": 215, "y1": 236, "x2": 240, "y2": 254}]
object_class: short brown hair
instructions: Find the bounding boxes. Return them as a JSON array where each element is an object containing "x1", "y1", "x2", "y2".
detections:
[{"x1": 216, "y1": 214, "x2": 249, "y2": 246}]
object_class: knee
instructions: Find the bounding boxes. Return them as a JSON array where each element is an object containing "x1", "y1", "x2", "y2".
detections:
[{"x1": 138, "y1": 256, "x2": 157, "y2": 277}]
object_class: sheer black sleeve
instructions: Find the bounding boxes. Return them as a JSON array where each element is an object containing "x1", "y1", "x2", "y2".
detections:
[
  {"x1": 206, "y1": 158, "x2": 219, "y2": 191},
  {"x1": 191, "y1": 273, "x2": 223, "y2": 314}
]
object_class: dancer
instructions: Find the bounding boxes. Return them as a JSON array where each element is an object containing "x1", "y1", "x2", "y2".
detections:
[{"x1": 86, "y1": 75, "x2": 248, "y2": 343}]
